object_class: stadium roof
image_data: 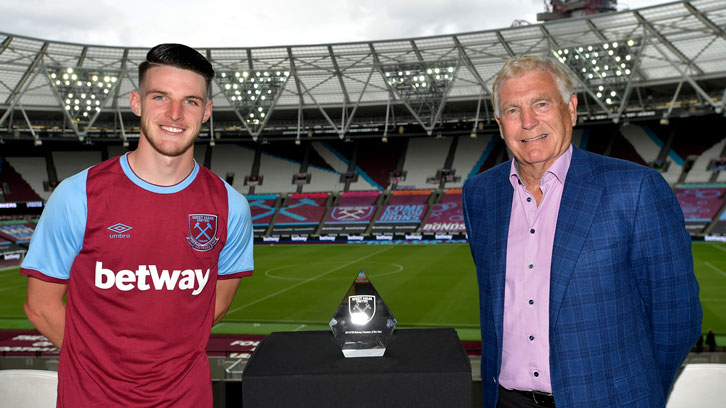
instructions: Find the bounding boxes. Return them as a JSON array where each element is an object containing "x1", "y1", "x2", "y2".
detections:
[{"x1": 1, "y1": 0, "x2": 725, "y2": 144}]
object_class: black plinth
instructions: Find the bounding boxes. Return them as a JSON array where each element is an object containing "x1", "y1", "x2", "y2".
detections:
[{"x1": 241, "y1": 328, "x2": 471, "y2": 408}]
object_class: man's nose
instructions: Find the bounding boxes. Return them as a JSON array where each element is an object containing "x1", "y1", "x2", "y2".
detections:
[
  {"x1": 166, "y1": 100, "x2": 183, "y2": 120},
  {"x1": 521, "y1": 108, "x2": 538, "y2": 130}
]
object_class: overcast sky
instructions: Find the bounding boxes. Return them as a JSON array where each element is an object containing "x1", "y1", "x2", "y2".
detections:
[{"x1": 0, "y1": 0, "x2": 665, "y2": 48}]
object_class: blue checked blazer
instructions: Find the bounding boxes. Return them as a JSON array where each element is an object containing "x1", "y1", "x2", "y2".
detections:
[{"x1": 463, "y1": 146, "x2": 701, "y2": 407}]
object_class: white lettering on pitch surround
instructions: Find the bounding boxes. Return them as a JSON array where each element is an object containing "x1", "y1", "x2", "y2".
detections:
[{"x1": 94, "y1": 261, "x2": 209, "y2": 295}]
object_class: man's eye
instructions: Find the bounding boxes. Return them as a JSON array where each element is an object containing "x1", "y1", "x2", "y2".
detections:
[
  {"x1": 186, "y1": 99, "x2": 199, "y2": 106},
  {"x1": 152, "y1": 95, "x2": 164, "y2": 100}
]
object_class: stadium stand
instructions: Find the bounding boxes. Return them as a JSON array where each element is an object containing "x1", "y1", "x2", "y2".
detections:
[
  {"x1": 675, "y1": 187, "x2": 726, "y2": 235},
  {"x1": 0, "y1": 220, "x2": 35, "y2": 245},
  {"x1": 3, "y1": 157, "x2": 49, "y2": 200},
  {"x1": 422, "y1": 189, "x2": 465, "y2": 233},
  {"x1": 52, "y1": 151, "x2": 102, "y2": 181},
  {"x1": 203, "y1": 144, "x2": 256, "y2": 194},
  {"x1": 402, "y1": 138, "x2": 451, "y2": 189},
  {"x1": 620, "y1": 124, "x2": 683, "y2": 184},
  {"x1": 0, "y1": 158, "x2": 42, "y2": 203},
  {"x1": 320, "y1": 191, "x2": 380, "y2": 236},
  {"x1": 448, "y1": 135, "x2": 494, "y2": 188},
  {"x1": 371, "y1": 190, "x2": 432, "y2": 234},
  {"x1": 271, "y1": 192, "x2": 329, "y2": 235},
  {"x1": 246, "y1": 194, "x2": 278, "y2": 236},
  {"x1": 709, "y1": 210, "x2": 726, "y2": 236},
  {"x1": 684, "y1": 138, "x2": 726, "y2": 184},
  {"x1": 311, "y1": 141, "x2": 381, "y2": 191}
]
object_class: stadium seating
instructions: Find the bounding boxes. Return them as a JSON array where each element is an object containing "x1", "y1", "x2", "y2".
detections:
[
  {"x1": 402, "y1": 138, "x2": 451, "y2": 189},
  {"x1": 0, "y1": 158, "x2": 42, "y2": 202},
  {"x1": 3, "y1": 157, "x2": 48, "y2": 200},
  {"x1": 310, "y1": 142, "x2": 381, "y2": 191},
  {"x1": 245, "y1": 194, "x2": 278, "y2": 236},
  {"x1": 675, "y1": 187, "x2": 726, "y2": 235},
  {"x1": 448, "y1": 135, "x2": 494, "y2": 188},
  {"x1": 204, "y1": 144, "x2": 256, "y2": 194},
  {"x1": 422, "y1": 189, "x2": 465, "y2": 233},
  {"x1": 337, "y1": 191, "x2": 380, "y2": 206},
  {"x1": 684, "y1": 137, "x2": 726, "y2": 183},
  {"x1": 620, "y1": 124, "x2": 682, "y2": 184},
  {"x1": 52, "y1": 151, "x2": 102, "y2": 181},
  {"x1": 271, "y1": 192, "x2": 329, "y2": 235},
  {"x1": 0, "y1": 221, "x2": 36, "y2": 244},
  {"x1": 0, "y1": 369, "x2": 58, "y2": 408}
]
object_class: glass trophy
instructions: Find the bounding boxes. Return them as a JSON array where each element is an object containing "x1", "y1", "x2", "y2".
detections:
[{"x1": 329, "y1": 270, "x2": 397, "y2": 358}]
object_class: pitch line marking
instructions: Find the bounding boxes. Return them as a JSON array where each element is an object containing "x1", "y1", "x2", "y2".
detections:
[
  {"x1": 709, "y1": 243, "x2": 726, "y2": 253},
  {"x1": 221, "y1": 246, "x2": 395, "y2": 320},
  {"x1": 264, "y1": 262, "x2": 404, "y2": 281},
  {"x1": 704, "y1": 261, "x2": 726, "y2": 278}
]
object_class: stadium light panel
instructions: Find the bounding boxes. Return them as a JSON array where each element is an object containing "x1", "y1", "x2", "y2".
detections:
[
  {"x1": 44, "y1": 65, "x2": 121, "y2": 138},
  {"x1": 555, "y1": 38, "x2": 641, "y2": 108},
  {"x1": 216, "y1": 69, "x2": 289, "y2": 137}
]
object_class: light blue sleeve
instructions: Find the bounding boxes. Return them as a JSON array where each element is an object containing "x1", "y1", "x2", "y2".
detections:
[
  {"x1": 218, "y1": 182, "x2": 254, "y2": 275},
  {"x1": 21, "y1": 170, "x2": 88, "y2": 280}
]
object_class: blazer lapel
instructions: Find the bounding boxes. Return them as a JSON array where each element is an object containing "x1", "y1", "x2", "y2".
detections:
[{"x1": 549, "y1": 148, "x2": 603, "y2": 329}]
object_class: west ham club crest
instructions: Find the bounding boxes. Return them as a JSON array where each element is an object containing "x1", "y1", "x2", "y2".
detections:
[
  {"x1": 186, "y1": 214, "x2": 220, "y2": 252},
  {"x1": 348, "y1": 295, "x2": 376, "y2": 325}
]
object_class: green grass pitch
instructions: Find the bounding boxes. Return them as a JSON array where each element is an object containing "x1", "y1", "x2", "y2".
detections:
[{"x1": 1, "y1": 241, "x2": 725, "y2": 343}]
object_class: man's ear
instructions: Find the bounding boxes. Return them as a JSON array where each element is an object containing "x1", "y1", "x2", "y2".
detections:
[
  {"x1": 567, "y1": 94, "x2": 578, "y2": 124},
  {"x1": 202, "y1": 99, "x2": 213, "y2": 124},
  {"x1": 130, "y1": 90, "x2": 141, "y2": 117},
  {"x1": 494, "y1": 115, "x2": 504, "y2": 139}
]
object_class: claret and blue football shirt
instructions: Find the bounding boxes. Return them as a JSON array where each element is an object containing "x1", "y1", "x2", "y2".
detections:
[{"x1": 22, "y1": 153, "x2": 253, "y2": 407}]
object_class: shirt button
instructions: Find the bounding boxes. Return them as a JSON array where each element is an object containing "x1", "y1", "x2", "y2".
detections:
[
  {"x1": 528, "y1": 264, "x2": 534, "y2": 269},
  {"x1": 530, "y1": 228, "x2": 535, "y2": 234},
  {"x1": 529, "y1": 299, "x2": 534, "y2": 305},
  {"x1": 526, "y1": 197, "x2": 531, "y2": 202},
  {"x1": 529, "y1": 335, "x2": 535, "y2": 341},
  {"x1": 534, "y1": 371, "x2": 539, "y2": 377}
]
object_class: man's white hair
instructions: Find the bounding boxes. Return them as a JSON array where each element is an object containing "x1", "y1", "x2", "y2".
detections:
[{"x1": 492, "y1": 55, "x2": 574, "y2": 118}]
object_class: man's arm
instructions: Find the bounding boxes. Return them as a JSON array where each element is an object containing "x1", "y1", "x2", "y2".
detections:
[
  {"x1": 24, "y1": 277, "x2": 67, "y2": 348},
  {"x1": 630, "y1": 171, "x2": 702, "y2": 396},
  {"x1": 214, "y1": 278, "x2": 241, "y2": 325}
]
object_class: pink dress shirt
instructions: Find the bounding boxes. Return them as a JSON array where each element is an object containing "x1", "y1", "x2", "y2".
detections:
[{"x1": 498, "y1": 145, "x2": 572, "y2": 393}]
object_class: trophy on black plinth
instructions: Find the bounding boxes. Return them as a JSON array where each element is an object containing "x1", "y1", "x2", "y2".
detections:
[{"x1": 329, "y1": 270, "x2": 397, "y2": 358}]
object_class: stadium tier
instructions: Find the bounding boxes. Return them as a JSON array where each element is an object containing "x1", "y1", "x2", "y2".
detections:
[
  {"x1": 676, "y1": 187, "x2": 726, "y2": 235},
  {"x1": 270, "y1": 192, "x2": 329, "y2": 235},
  {"x1": 422, "y1": 189, "x2": 465, "y2": 234}
]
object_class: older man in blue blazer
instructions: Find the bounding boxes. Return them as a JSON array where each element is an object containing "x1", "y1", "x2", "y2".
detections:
[{"x1": 463, "y1": 56, "x2": 701, "y2": 407}]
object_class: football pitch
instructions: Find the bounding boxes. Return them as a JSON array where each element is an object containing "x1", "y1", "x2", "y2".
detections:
[{"x1": 1, "y1": 241, "x2": 725, "y2": 343}]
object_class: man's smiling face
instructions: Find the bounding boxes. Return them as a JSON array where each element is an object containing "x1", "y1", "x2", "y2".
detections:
[
  {"x1": 130, "y1": 65, "x2": 211, "y2": 158},
  {"x1": 495, "y1": 69, "x2": 577, "y2": 173}
]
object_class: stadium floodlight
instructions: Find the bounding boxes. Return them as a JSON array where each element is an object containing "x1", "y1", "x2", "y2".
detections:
[
  {"x1": 216, "y1": 69, "x2": 290, "y2": 141},
  {"x1": 555, "y1": 38, "x2": 641, "y2": 110},
  {"x1": 44, "y1": 66, "x2": 121, "y2": 141},
  {"x1": 380, "y1": 61, "x2": 458, "y2": 135}
]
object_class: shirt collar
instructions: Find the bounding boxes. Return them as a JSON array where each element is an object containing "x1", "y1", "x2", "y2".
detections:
[{"x1": 509, "y1": 144, "x2": 573, "y2": 188}]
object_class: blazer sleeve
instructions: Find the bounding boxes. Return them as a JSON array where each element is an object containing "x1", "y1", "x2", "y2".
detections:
[{"x1": 629, "y1": 170, "x2": 701, "y2": 396}]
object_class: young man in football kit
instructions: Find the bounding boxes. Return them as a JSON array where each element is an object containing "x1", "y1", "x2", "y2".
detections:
[{"x1": 21, "y1": 43, "x2": 254, "y2": 407}]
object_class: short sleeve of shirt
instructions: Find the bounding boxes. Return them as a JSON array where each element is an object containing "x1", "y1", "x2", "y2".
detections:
[
  {"x1": 21, "y1": 170, "x2": 88, "y2": 281},
  {"x1": 218, "y1": 182, "x2": 254, "y2": 277}
]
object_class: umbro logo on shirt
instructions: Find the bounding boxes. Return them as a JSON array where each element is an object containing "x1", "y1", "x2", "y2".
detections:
[{"x1": 108, "y1": 223, "x2": 132, "y2": 239}]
